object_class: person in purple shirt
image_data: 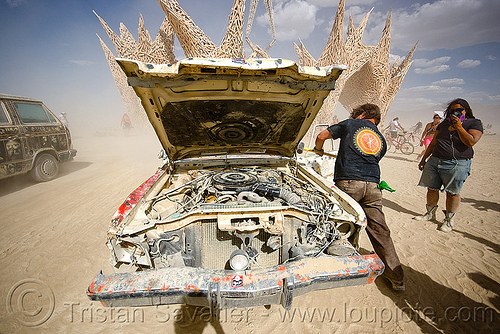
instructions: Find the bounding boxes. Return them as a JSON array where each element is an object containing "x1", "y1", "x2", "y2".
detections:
[{"x1": 414, "y1": 98, "x2": 483, "y2": 232}]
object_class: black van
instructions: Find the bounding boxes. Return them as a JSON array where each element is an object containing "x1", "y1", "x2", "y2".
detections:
[{"x1": 0, "y1": 94, "x2": 77, "y2": 181}]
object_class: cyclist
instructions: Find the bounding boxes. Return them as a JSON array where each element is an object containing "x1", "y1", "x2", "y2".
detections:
[{"x1": 384, "y1": 117, "x2": 405, "y2": 139}]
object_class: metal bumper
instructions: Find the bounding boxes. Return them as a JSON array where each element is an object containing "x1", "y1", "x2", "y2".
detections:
[
  {"x1": 88, "y1": 254, "x2": 383, "y2": 312},
  {"x1": 58, "y1": 149, "x2": 77, "y2": 162}
]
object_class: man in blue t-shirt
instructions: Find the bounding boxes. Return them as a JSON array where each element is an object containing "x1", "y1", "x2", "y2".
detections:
[{"x1": 313, "y1": 103, "x2": 404, "y2": 291}]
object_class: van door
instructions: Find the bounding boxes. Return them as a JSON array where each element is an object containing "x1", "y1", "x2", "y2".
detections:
[
  {"x1": 0, "y1": 101, "x2": 27, "y2": 179},
  {"x1": 12, "y1": 101, "x2": 68, "y2": 169}
]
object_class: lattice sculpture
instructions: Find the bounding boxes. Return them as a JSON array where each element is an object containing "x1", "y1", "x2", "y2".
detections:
[
  {"x1": 245, "y1": 0, "x2": 276, "y2": 58},
  {"x1": 157, "y1": 0, "x2": 276, "y2": 59},
  {"x1": 94, "y1": 10, "x2": 176, "y2": 127},
  {"x1": 96, "y1": 0, "x2": 416, "y2": 134},
  {"x1": 295, "y1": 0, "x2": 418, "y2": 138}
]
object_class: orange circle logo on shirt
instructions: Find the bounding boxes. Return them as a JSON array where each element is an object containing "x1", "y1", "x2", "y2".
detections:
[{"x1": 355, "y1": 128, "x2": 382, "y2": 155}]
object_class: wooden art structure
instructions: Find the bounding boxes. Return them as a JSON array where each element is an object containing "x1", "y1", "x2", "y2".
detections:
[
  {"x1": 295, "y1": 0, "x2": 417, "y2": 136},
  {"x1": 96, "y1": 0, "x2": 417, "y2": 132}
]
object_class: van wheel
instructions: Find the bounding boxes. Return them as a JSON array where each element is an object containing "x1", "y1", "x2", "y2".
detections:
[{"x1": 30, "y1": 153, "x2": 59, "y2": 182}]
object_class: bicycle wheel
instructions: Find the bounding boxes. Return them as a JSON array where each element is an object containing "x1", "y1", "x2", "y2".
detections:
[
  {"x1": 400, "y1": 142, "x2": 414, "y2": 155},
  {"x1": 386, "y1": 139, "x2": 393, "y2": 152},
  {"x1": 407, "y1": 133, "x2": 419, "y2": 146}
]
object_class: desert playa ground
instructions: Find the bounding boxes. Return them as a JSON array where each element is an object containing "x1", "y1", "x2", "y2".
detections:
[{"x1": 0, "y1": 129, "x2": 498, "y2": 333}]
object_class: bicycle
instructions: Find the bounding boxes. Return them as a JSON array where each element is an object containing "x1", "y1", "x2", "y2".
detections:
[
  {"x1": 385, "y1": 132, "x2": 414, "y2": 155},
  {"x1": 403, "y1": 131, "x2": 419, "y2": 146}
]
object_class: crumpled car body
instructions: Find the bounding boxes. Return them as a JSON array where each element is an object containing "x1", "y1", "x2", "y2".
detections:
[{"x1": 87, "y1": 58, "x2": 384, "y2": 314}]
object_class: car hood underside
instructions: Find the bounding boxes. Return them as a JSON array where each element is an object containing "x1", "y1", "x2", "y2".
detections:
[{"x1": 117, "y1": 57, "x2": 346, "y2": 161}]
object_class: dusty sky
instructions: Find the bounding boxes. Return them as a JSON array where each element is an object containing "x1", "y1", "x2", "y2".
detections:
[{"x1": 0, "y1": 0, "x2": 499, "y2": 135}]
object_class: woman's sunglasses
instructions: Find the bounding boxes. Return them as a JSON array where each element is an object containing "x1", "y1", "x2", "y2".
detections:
[{"x1": 450, "y1": 108, "x2": 465, "y2": 113}]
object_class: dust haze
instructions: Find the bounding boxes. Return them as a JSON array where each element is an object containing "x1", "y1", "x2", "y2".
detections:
[{"x1": 0, "y1": 124, "x2": 499, "y2": 333}]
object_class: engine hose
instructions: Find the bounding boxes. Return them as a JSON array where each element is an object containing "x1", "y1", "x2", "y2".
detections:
[
  {"x1": 252, "y1": 183, "x2": 302, "y2": 206},
  {"x1": 278, "y1": 188, "x2": 301, "y2": 205}
]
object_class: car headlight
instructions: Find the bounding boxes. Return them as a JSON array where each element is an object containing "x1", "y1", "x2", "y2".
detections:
[{"x1": 229, "y1": 249, "x2": 250, "y2": 271}]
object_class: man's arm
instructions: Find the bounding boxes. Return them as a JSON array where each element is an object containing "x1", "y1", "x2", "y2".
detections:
[{"x1": 314, "y1": 129, "x2": 333, "y2": 156}]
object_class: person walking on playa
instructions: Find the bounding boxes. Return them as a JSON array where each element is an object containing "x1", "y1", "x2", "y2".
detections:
[
  {"x1": 121, "y1": 113, "x2": 133, "y2": 136},
  {"x1": 414, "y1": 98, "x2": 483, "y2": 232},
  {"x1": 416, "y1": 113, "x2": 442, "y2": 161},
  {"x1": 58, "y1": 112, "x2": 69, "y2": 128},
  {"x1": 314, "y1": 103, "x2": 405, "y2": 290}
]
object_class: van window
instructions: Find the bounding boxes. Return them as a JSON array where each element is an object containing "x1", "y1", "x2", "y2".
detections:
[
  {"x1": 0, "y1": 102, "x2": 11, "y2": 124},
  {"x1": 15, "y1": 102, "x2": 56, "y2": 124},
  {"x1": 45, "y1": 107, "x2": 59, "y2": 123}
]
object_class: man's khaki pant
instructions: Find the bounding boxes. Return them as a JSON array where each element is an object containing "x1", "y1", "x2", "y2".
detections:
[{"x1": 336, "y1": 180, "x2": 404, "y2": 282}]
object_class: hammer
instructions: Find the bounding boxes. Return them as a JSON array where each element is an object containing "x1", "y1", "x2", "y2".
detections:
[{"x1": 296, "y1": 142, "x2": 337, "y2": 158}]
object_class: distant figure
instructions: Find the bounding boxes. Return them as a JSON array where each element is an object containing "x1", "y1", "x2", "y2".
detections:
[
  {"x1": 412, "y1": 120, "x2": 423, "y2": 135},
  {"x1": 58, "y1": 112, "x2": 69, "y2": 128},
  {"x1": 416, "y1": 113, "x2": 442, "y2": 161},
  {"x1": 384, "y1": 117, "x2": 405, "y2": 138},
  {"x1": 121, "y1": 113, "x2": 133, "y2": 136}
]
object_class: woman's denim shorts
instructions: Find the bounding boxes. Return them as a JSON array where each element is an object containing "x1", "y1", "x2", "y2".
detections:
[{"x1": 418, "y1": 156, "x2": 471, "y2": 194}]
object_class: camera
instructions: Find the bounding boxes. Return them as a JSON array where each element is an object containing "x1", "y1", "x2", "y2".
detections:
[
  {"x1": 447, "y1": 109, "x2": 465, "y2": 123},
  {"x1": 450, "y1": 109, "x2": 463, "y2": 118}
]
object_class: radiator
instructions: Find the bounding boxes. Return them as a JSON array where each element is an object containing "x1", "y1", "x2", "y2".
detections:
[{"x1": 200, "y1": 220, "x2": 280, "y2": 270}]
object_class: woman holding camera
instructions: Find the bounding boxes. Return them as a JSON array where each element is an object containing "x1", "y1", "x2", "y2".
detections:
[{"x1": 413, "y1": 98, "x2": 483, "y2": 232}]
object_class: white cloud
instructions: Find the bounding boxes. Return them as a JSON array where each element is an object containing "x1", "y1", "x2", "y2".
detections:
[
  {"x1": 70, "y1": 60, "x2": 98, "y2": 66},
  {"x1": 412, "y1": 57, "x2": 451, "y2": 74},
  {"x1": 306, "y1": 0, "x2": 338, "y2": 7},
  {"x1": 412, "y1": 56, "x2": 451, "y2": 68},
  {"x1": 389, "y1": 54, "x2": 400, "y2": 65},
  {"x1": 469, "y1": 92, "x2": 500, "y2": 102},
  {"x1": 309, "y1": 0, "x2": 375, "y2": 6},
  {"x1": 414, "y1": 66, "x2": 450, "y2": 74},
  {"x1": 487, "y1": 55, "x2": 498, "y2": 60},
  {"x1": 457, "y1": 59, "x2": 481, "y2": 68},
  {"x1": 360, "y1": 0, "x2": 500, "y2": 51},
  {"x1": 406, "y1": 85, "x2": 463, "y2": 94},
  {"x1": 6, "y1": 0, "x2": 25, "y2": 7},
  {"x1": 260, "y1": 0, "x2": 319, "y2": 41},
  {"x1": 432, "y1": 78, "x2": 465, "y2": 86}
]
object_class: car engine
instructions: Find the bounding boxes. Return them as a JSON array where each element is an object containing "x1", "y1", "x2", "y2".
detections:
[{"x1": 109, "y1": 166, "x2": 362, "y2": 273}]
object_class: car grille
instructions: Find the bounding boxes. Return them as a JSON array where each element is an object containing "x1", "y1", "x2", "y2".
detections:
[{"x1": 200, "y1": 219, "x2": 281, "y2": 270}]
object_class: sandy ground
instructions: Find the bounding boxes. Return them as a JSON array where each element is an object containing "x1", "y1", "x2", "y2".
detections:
[{"x1": 0, "y1": 129, "x2": 499, "y2": 334}]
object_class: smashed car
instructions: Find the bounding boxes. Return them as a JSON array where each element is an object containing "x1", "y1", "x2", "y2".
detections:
[{"x1": 87, "y1": 57, "x2": 384, "y2": 315}]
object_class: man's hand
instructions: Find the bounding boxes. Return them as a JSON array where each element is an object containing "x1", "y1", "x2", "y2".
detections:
[
  {"x1": 313, "y1": 147, "x2": 324, "y2": 156},
  {"x1": 304, "y1": 147, "x2": 337, "y2": 158}
]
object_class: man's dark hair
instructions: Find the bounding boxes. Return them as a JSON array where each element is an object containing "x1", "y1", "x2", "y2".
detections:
[{"x1": 350, "y1": 103, "x2": 381, "y2": 125}]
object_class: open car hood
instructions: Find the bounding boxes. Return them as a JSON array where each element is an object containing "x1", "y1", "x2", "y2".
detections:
[{"x1": 117, "y1": 58, "x2": 346, "y2": 161}]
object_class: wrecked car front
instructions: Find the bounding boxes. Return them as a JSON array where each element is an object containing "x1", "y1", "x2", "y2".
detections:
[{"x1": 88, "y1": 58, "x2": 384, "y2": 314}]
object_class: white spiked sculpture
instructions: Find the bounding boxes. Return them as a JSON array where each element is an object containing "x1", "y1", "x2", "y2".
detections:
[{"x1": 96, "y1": 0, "x2": 417, "y2": 133}]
